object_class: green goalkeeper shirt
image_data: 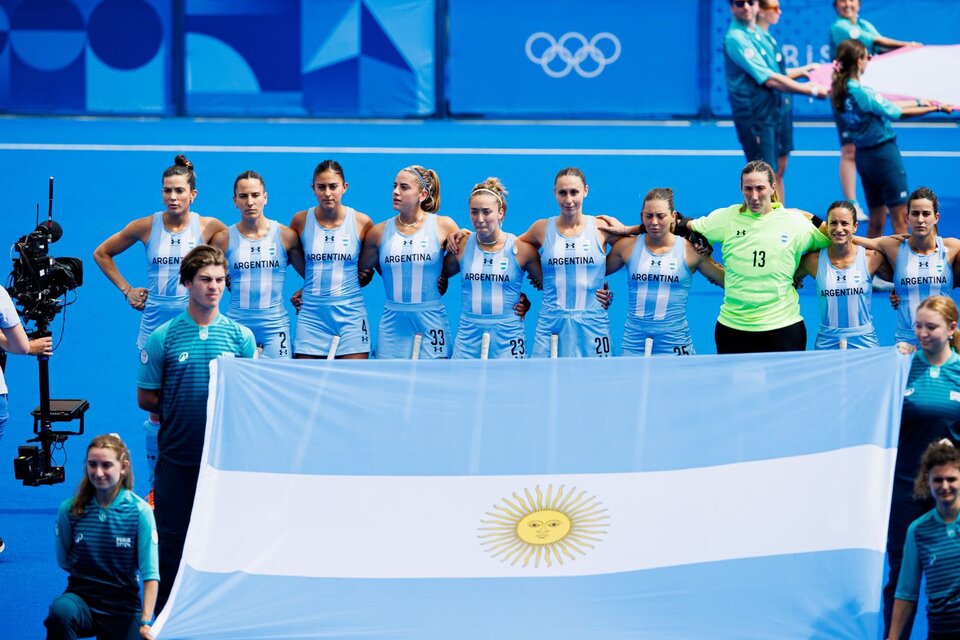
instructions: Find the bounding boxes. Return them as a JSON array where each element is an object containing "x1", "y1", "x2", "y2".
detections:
[{"x1": 690, "y1": 203, "x2": 830, "y2": 332}]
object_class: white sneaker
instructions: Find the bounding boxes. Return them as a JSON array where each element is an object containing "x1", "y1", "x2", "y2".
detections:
[{"x1": 852, "y1": 201, "x2": 865, "y2": 223}]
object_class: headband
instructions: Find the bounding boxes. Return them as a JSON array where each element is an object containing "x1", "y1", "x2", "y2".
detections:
[
  {"x1": 470, "y1": 187, "x2": 504, "y2": 208},
  {"x1": 404, "y1": 166, "x2": 428, "y2": 191}
]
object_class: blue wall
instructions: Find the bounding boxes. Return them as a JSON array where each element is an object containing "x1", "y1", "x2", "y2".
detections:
[
  {"x1": 0, "y1": 0, "x2": 956, "y2": 117},
  {"x1": 446, "y1": 0, "x2": 700, "y2": 117},
  {"x1": 0, "y1": 0, "x2": 173, "y2": 114},
  {"x1": 184, "y1": 0, "x2": 436, "y2": 116}
]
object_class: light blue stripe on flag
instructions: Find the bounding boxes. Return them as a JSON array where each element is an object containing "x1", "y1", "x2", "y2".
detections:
[
  {"x1": 204, "y1": 349, "x2": 909, "y2": 475},
  {"x1": 159, "y1": 550, "x2": 885, "y2": 639}
]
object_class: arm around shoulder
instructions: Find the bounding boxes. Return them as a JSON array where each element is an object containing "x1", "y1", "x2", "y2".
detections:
[
  {"x1": 605, "y1": 237, "x2": 632, "y2": 275},
  {"x1": 798, "y1": 251, "x2": 819, "y2": 280},
  {"x1": 515, "y1": 239, "x2": 543, "y2": 290},
  {"x1": 208, "y1": 229, "x2": 229, "y2": 253},
  {"x1": 435, "y1": 215, "x2": 460, "y2": 243},
  {"x1": 357, "y1": 222, "x2": 384, "y2": 272},
  {"x1": 280, "y1": 225, "x2": 305, "y2": 278},
  {"x1": 867, "y1": 236, "x2": 900, "y2": 265},
  {"x1": 355, "y1": 212, "x2": 375, "y2": 240},
  {"x1": 288, "y1": 209, "x2": 307, "y2": 235},
  {"x1": 518, "y1": 219, "x2": 547, "y2": 249},
  {"x1": 689, "y1": 236, "x2": 725, "y2": 286},
  {"x1": 200, "y1": 216, "x2": 228, "y2": 242}
]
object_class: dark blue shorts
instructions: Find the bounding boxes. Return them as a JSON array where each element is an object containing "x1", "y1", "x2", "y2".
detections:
[
  {"x1": 733, "y1": 116, "x2": 779, "y2": 174},
  {"x1": 854, "y1": 139, "x2": 908, "y2": 209},
  {"x1": 833, "y1": 110, "x2": 852, "y2": 147},
  {"x1": 776, "y1": 96, "x2": 794, "y2": 157}
]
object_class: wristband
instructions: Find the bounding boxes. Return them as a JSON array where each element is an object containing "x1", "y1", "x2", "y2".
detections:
[
  {"x1": 917, "y1": 98, "x2": 923, "y2": 107},
  {"x1": 122, "y1": 286, "x2": 131, "y2": 298},
  {"x1": 139, "y1": 618, "x2": 153, "y2": 626},
  {"x1": 688, "y1": 230, "x2": 712, "y2": 255},
  {"x1": 810, "y1": 215, "x2": 824, "y2": 228}
]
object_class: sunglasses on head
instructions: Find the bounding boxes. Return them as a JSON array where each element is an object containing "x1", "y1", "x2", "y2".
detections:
[{"x1": 733, "y1": 0, "x2": 758, "y2": 6}]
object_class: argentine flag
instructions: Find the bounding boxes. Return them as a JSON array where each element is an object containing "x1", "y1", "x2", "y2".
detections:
[{"x1": 153, "y1": 349, "x2": 910, "y2": 639}]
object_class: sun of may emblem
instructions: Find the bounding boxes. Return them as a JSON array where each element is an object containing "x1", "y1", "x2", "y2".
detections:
[{"x1": 478, "y1": 484, "x2": 609, "y2": 568}]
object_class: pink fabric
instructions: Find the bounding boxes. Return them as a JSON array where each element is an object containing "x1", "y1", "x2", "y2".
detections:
[{"x1": 807, "y1": 45, "x2": 960, "y2": 105}]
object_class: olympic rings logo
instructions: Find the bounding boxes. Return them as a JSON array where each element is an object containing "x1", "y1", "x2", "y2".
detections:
[{"x1": 525, "y1": 32, "x2": 622, "y2": 78}]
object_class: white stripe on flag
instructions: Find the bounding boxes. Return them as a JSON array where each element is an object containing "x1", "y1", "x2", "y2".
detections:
[{"x1": 184, "y1": 445, "x2": 893, "y2": 579}]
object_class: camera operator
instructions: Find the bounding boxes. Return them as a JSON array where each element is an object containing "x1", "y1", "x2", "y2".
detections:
[{"x1": 0, "y1": 283, "x2": 53, "y2": 552}]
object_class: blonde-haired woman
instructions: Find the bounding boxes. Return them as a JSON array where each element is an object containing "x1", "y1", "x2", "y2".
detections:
[
  {"x1": 44, "y1": 434, "x2": 158, "y2": 640},
  {"x1": 447, "y1": 178, "x2": 542, "y2": 359},
  {"x1": 359, "y1": 165, "x2": 459, "y2": 359}
]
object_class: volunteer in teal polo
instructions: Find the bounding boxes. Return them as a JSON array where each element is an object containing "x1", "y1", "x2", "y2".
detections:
[{"x1": 724, "y1": 0, "x2": 824, "y2": 172}]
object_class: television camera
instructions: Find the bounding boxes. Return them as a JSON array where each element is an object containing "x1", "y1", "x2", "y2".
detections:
[{"x1": 8, "y1": 178, "x2": 87, "y2": 486}]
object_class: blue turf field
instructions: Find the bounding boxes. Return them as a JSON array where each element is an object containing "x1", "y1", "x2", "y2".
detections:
[{"x1": 0, "y1": 115, "x2": 957, "y2": 637}]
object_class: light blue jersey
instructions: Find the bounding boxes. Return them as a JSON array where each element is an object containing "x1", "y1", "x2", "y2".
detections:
[
  {"x1": 380, "y1": 215, "x2": 443, "y2": 304},
  {"x1": 301, "y1": 205, "x2": 362, "y2": 300},
  {"x1": 376, "y1": 215, "x2": 449, "y2": 359},
  {"x1": 534, "y1": 215, "x2": 609, "y2": 358},
  {"x1": 460, "y1": 233, "x2": 523, "y2": 315},
  {"x1": 814, "y1": 247, "x2": 878, "y2": 349},
  {"x1": 296, "y1": 206, "x2": 369, "y2": 357},
  {"x1": 454, "y1": 234, "x2": 526, "y2": 359},
  {"x1": 138, "y1": 212, "x2": 203, "y2": 349},
  {"x1": 226, "y1": 220, "x2": 290, "y2": 358},
  {"x1": 622, "y1": 236, "x2": 695, "y2": 356},
  {"x1": 145, "y1": 212, "x2": 202, "y2": 298},
  {"x1": 540, "y1": 215, "x2": 606, "y2": 311},
  {"x1": 829, "y1": 16, "x2": 883, "y2": 57},
  {"x1": 894, "y1": 238, "x2": 954, "y2": 344}
]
